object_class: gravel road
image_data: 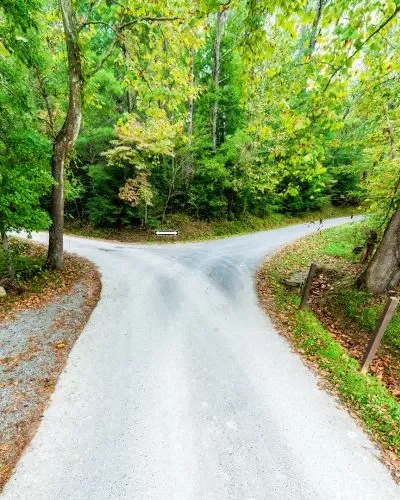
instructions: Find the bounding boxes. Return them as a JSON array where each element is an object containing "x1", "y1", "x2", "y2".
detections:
[
  {"x1": 2, "y1": 218, "x2": 399, "y2": 500},
  {"x1": 0, "y1": 284, "x2": 87, "y2": 446}
]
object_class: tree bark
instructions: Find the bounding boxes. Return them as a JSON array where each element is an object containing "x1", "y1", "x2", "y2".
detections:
[
  {"x1": 1, "y1": 232, "x2": 15, "y2": 281},
  {"x1": 183, "y1": 48, "x2": 195, "y2": 182},
  {"x1": 211, "y1": 11, "x2": 224, "y2": 151},
  {"x1": 358, "y1": 205, "x2": 400, "y2": 293},
  {"x1": 122, "y1": 40, "x2": 135, "y2": 113},
  {"x1": 188, "y1": 48, "x2": 195, "y2": 137},
  {"x1": 46, "y1": 0, "x2": 83, "y2": 271},
  {"x1": 308, "y1": 0, "x2": 326, "y2": 54}
]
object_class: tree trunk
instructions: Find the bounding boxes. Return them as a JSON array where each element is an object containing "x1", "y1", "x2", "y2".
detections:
[
  {"x1": 360, "y1": 230, "x2": 377, "y2": 264},
  {"x1": 122, "y1": 40, "x2": 134, "y2": 113},
  {"x1": 183, "y1": 48, "x2": 195, "y2": 182},
  {"x1": 46, "y1": 0, "x2": 83, "y2": 271},
  {"x1": 188, "y1": 48, "x2": 194, "y2": 137},
  {"x1": 358, "y1": 205, "x2": 400, "y2": 293},
  {"x1": 1, "y1": 232, "x2": 15, "y2": 281},
  {"x1": 163, "y1": 158, "x2": 177, "y2": 223},
  {"x1": 309, "y1": 0, "x2": 326, "y2": 54},
  {"x1": 211, "y1": 11, "x2": 224, "y2": 151}
]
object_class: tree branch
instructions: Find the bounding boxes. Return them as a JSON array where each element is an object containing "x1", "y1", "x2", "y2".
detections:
[
  {"x1": 80, "y1": 15, "x2": 181, "y2": 77},
  {"x1": 80, "y1": 16, "x2": 180, "y2": 32},
  {"x1": 87, "y1": 36, "x2": 119, "y2": 77},
  {"x1": 323, "y1": 6, "x2": 400, "y2": 93},
  {"x1": 119, "y1": 16, "x2": 180, "y2": 29}
]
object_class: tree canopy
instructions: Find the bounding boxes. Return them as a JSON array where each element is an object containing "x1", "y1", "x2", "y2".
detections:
[{"x1": 0, "y1": 0, "x2": 399, "y2": 290}]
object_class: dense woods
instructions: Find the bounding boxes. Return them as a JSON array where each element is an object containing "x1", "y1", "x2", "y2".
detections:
[{"x1": 0, "y1": 0, "x2": 399, "y2": 292}]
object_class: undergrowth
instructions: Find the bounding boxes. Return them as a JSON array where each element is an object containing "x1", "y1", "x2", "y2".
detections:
[{"x1": 65, "y1": 206, "x2": 356, "y2": 243}]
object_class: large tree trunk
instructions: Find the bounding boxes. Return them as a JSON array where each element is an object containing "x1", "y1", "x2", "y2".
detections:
[
  {"x1": 46, "y1": 0, "x2": 83, "y2": 271},
  {"x1": 211, "y1": 11, "x2": 224, "y2": 151},
  {"x1": 359, "y1": 205, "x2": 400, "y2": 293}
]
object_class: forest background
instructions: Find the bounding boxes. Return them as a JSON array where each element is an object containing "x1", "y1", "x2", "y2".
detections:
[{"x1": 0, "y1": 0, "x2": 399, "y2": 292}]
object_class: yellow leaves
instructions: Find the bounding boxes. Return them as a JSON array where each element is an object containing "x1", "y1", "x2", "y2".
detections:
[
  {"x1": 104, "y1": 109, "x2": 186, "y2": 177},
  {"x1": 259, "y1": 125, "x2": 273, "y2": 140},
  {"x1": 0, "y1": 43, "x2": 9, "y2": 57},
  {"x1": 294, "y1": 119, "x2": 306, "y2": 131}
]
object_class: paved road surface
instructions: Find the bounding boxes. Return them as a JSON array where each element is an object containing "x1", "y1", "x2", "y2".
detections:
[{"x1": 2, "y1": 218, "x2": 399, "y2": 499}]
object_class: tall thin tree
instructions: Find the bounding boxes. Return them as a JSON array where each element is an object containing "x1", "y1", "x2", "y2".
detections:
[
  {"x1": 46, "y1": 0, "x2": 83, "y2": 270},
  {"x1": 211, "y1": 10, "x2": 225, "y2": 151}
]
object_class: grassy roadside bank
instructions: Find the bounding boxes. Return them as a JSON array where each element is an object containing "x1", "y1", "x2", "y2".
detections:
[
  {"x1": 256, "y1": 222, "x2": 400, "y2": 480},
  {"x1": 65, "y1": 206, "x2": 356, "y2": 243}
]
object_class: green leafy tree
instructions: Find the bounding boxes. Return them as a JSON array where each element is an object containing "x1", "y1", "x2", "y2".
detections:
[{"x1": 0, "y1": 47, "x2": 52, "y2": 278}]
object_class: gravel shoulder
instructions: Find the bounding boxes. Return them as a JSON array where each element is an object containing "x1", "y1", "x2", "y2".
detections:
[{"x1": 0, "y1": 252, "x2": 100, "y2": 490}]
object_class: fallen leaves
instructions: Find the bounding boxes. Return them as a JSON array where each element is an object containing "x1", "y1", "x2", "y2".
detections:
[
  {"x1": 0, "y1": 240, "x2": 95, "y2": 325},
  {"x1": 0, "y1": 243, "x2": 101, "y2": 492}
]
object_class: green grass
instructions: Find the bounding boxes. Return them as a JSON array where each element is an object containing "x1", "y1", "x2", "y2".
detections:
[
  {"x1": 292, "y1": 308, "x2": 400, "y2": 452},
  {"x1": 331, "y1": 288, "x2": 400, "y2": 350},
  {"x1": 258, "y1": 221, "x2": 400, "y2": 455},
  {"x1": 65, "y1": 205, "x2": 357, "y2": 244}
]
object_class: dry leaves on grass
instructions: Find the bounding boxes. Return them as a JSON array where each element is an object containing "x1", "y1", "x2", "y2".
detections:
[{"x1": 0, "y1": 241, "x2": 94, "y2": 324}]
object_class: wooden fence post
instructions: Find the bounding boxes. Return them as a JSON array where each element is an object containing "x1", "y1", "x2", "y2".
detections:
[
  {"x1": 299, "y1": 262, "x2": 317, "y2": 310},
  {"x1": 360, "y1": 296, "x2": 399, "y2": 374}
]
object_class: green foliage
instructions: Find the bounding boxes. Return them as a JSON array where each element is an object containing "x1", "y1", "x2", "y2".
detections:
[
  {"x1": 0, "y1": 247, "x2": 44, "y2": 283},
  {"x1": 0, "y1": 129, "x2": 51, "y2": 234},
  {"x1": 189, "y1": 157, "x2": 230, "y2": 218},
  {"x1": 86, "y1": 165, "x2": 136, "y2": 227},
  {"x1": 1, "y1": 0, "x2": 399, "y2": 236},
  {"x1": 0, "y1": 44, "x2": 52, "y2": 236}
]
